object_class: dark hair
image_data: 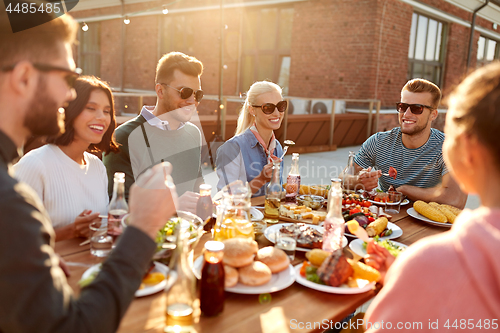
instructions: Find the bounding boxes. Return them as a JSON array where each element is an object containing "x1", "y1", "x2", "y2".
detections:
[
  {"x1": 447, "y1": 61, "x2": 500, "y2": 167},
  {"x1": 46, "y1": 76, "x2": 119, "y2": 154},
  {"x1": 155, "y1": 52, "x2": 203, "y2": 84},
  {"x1": 402, "y1": 78, "x2": 442, "y2": 109},
  {"x1": 0, "y1": 0, "x2": 77, "y2": 69}
]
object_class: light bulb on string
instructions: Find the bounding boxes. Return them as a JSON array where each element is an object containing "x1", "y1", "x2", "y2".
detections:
[
  {"x1": 82, "y1": 22, "x2": 89, "y2": 32},
  {"x1": 162, "y1": 5, "x2": 169, "y2": 14},
  {"x1": 124, "y1": 16, "x2": 130, "y2": 25}
]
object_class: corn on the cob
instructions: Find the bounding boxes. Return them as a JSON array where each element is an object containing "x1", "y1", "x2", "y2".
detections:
[
  {"x1": 441, "y1": 204, "x2": 462, "y2": 216},
  {"x1": 429, "y1": 202, "x2": 457, "y2": 224},
  {"x1": 347, "y1": 259, "x2": 381, "y2": 283},
  {"x1": 366, "y1": 217, "x2": 388, "y2": 237},
  {"x1": 413, "y1": 200, "x2": 447, "y2": 223}
]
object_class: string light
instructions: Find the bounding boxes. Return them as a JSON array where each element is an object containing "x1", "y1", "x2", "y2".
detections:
[
  {"x1": 82, "y1": 22, "x2": 88, "y2": 31},
  {"x1": 124, "y1": 16, "x2": 130, "y2": 25},
  {"x1": 162, "y1": 5, "x2": 169, "y2": 15}
]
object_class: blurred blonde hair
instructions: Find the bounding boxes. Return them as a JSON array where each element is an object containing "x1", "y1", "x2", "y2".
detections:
[{"x1": 235, "y1": 81, "x2": 283, "y2": 135}]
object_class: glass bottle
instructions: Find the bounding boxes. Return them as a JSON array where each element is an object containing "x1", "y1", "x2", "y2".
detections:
[
  {"x1": 165, "y1": 221, "x2": 196, "y2": 333},
  {"x1": 213, "y1": 181, "x2": 254, "y2": 241},
  {"x1": 196, "y1": 184, "x2": 214, "y2": 231},
  {"x1": 322, "y1": 178, "x2": 345, "y2": 252},
  {"x1": 200, "y1": 241, "x2": 225, "y2": 317},
  {"x1": 264, "y1": 159, "x2": 282, "y2": 224},
  {"x1": 285, "y1": 153, "x2": 301, "y2": 203},
  {"x1": 108, "y1": 172, "x2": 128, "y2": 243},
  {"x1": 342, "y1": 151, "x2": 356, "y2": 192}
]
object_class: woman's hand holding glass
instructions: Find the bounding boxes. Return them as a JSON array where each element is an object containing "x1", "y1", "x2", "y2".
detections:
[{"x1": 74, "y1": 210, "x2": 101, "y2": 238}]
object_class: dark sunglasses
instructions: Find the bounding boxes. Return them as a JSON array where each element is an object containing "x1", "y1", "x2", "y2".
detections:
[
  {"x1": 396, "y1": 102, "x2": 435, "y2": 115},
  {"x1": 1, "y1": 63, "x2": 82, "y2": 88},
  {"x1": 252, "y1": 100, "x2": 288, "y2": 115},
  {"x1": 161, "y1": 83, "x2": 204, "y2": 102}
]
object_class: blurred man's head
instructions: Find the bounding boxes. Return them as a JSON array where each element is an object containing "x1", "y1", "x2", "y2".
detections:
[{"x1": 0, "y1": 1, "x2": 78, "y2": 145}]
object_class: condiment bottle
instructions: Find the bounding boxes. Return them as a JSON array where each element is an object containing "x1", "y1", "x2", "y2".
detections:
[
  {"x1": 165, "y1": 221, "x2": 196, "y2": 332},
  {"x1": 285, "y1": 153, "x2": 301, "y2": 203},
  {"x1": 200, "y1": 241, "x2": 225, "y2": 317},
  {"x1": 322, "y1": 178, "x2": 345, "y2": 252},
  {"x1": 196, "y1": 184, "x2": 214, "y2": 231},
  {"x1": 342, "y1": 151, "x2": 356, "y2": 192},
  {"x1": 108, "y1": 172, "x2": 128, "y2": 244},
  {"x1": 264, "y1": 159, "x2": 282, "y2": 224}
]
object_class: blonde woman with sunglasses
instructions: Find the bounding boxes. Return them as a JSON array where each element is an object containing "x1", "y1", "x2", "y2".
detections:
[{"x1": 216, "y1": 81, "x2": 286, "y2": 196}]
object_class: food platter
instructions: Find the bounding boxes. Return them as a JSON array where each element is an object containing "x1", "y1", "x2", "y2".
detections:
[
  {"x1": 349, "y1": 238, "x2": 408, "y2": 257},
  {"x1": 81, "y1": 262, "x2": 176, "y2": 297},
  {"x1": 250, "y1": 207, "x2": 264, "y2": 221},
  {"x1": 368, "y1": 198, "x2": 410, "y2": 206},
  {"x1": 294, "y1": 263, "x2": 375, "y2": 294},
  {"x1": 343, "y1": 222, "x2": 403, "y2": 240},
  {"x1": 407, "y1": 208, "x2": 452, "y2": 228},
  {"x1": 193, "y1": 256, "x2": 295, "y2": 294},
  {"x1": 264, "y1": 223, "x2": 348, "y2": 251}
]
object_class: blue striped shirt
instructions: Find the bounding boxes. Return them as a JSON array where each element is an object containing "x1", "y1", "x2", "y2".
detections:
[{"x1": 354, "y1": 127, "x2": 447, "y2": 192}]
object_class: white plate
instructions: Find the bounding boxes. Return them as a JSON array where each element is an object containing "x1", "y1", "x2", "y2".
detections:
[
  {"x1": 349, "y1": 238, "x2": 408, "y2": 257},
  {"x1": 407, "y1": 207, "x2": 452, "y2": 228},
  {"x1": 368, "y1": 198, "x2": 410, "y2": 206},
  {"x1": 250, "y1": 207, "x2": 264, "y2": 221},
  {"x1": 264, "y1": 223, "x2": 348, "y2": 251},
  {"x1": 193, "y1": 256, "x2": 295, "y2": 294},
  {"x1": 294, "y1": 263, "x2": 375, "y2": 294},
  {"x1": 81, "y1": 262, "x2": 176, "y2": 297},
  {"x1": 343, "y1": 222, "x2": 402, "y2": 240}
]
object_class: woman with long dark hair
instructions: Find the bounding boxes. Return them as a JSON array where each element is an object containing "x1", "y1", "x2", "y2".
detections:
[{"x1": 14, "y1": 76, "x2": 119, "y2": 241}]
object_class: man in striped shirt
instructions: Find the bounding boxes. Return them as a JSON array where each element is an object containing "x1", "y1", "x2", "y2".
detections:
[{"x1": 343, "y1": 79, "x2": 466, "y2": 208}]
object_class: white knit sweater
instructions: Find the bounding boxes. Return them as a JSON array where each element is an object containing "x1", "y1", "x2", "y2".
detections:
[{"x1": 13, "y1": 144, "x2": 109, "y2": 229}]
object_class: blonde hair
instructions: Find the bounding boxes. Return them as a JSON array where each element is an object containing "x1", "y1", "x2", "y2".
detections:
[{"x1": 235, "y1": 81, "x2": 283, "y2": 135}]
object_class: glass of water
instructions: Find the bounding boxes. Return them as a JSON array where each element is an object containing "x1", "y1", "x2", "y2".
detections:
[
  {"x1": 89, "y1": 220, "x2": 112, "y2": 257},
  {"x1": 275, "y1": 230, "x2": 298, "y2": 261}
]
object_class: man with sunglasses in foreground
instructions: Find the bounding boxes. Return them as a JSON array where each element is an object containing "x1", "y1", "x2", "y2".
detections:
[
  {"x1": 104, "y1": 52, "x2": 205, "y2": 213},
  {"x1": 343, "y1": 78, "x2": 466, "y2": 208},
  {"x1": 0, "y1": 3, "x2": 177, "y2": 332}
]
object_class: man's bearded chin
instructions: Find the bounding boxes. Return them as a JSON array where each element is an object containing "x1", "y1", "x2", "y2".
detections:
[{"x1": 23, "y1": 99, "x2": 66, "y2": 137}]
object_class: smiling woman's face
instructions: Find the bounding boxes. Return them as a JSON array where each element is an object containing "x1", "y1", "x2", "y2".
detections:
[
  {"x1": 251, "y1": 90, "x2": 284, "y2": 133},
  {"x1": 73, "y1": 89, "x2": 111, "y2": 145}
]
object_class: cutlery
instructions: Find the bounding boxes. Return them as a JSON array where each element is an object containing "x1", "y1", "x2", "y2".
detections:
[
  {"x1": 280, "y1": 140, "x2": 295, "y2": 159},
  {"x1": 64, "y1": 262, "x2": 94, "y2": 268},
  {"x1": 79, "y1": 239, "x2": 90, "y2": 246}
]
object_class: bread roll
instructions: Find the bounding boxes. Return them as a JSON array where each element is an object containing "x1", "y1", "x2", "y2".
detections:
[
  {"x1": 224, "y1": 265, "x2": 238, "y2": 288},
  {"x1": 238, "y1": 261, "x2": 272, "y2": 286},
  {"x1": 255, "y1": 246, "x2": 289, "y2": 273},
  {"x1": 222, "y1": 238, "x2": 258, "y2": 268}
]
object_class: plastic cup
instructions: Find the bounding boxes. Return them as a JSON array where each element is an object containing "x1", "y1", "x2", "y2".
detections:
[
  {"x1": 89, "y1": 220, "x2": 113, "y2": 257},
  {"x1": 275, "y1": 230, "x2": 297, "y2": 261},
  {"x1": 385, "y1": 191, "x2": 403, "y2": 215}
]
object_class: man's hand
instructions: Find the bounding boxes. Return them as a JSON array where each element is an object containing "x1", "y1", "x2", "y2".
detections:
[
  {"x1": 128, "y1": 163, "x2": 179, "y2": 240},
  {"x1": 364, "y1": 241, "x2": 395, "y2": 285},
  {"x1": 177, "y1": 191, "x2": 200, "y2": 214},
  {"x1": 357, "y1": 167, "x2": 381, "y2": 191},
  {"x1": 74, "y1": 210, "x2": 100, "y2": 238}
]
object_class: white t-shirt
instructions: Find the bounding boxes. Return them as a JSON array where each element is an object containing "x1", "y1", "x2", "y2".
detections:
[{"x1": 13, "y1": 144, "x2": 108, "y2": 229}]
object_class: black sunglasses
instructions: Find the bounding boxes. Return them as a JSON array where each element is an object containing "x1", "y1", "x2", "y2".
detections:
[
  {"x1": 252, "y1": 100, "x2": 287, "y2": 115},
  {"x1": 396, "y1": 102, "x2": 435, "y2": 115},
  {"x1": 161, "y1": 83, "x2": 203, "y2": 102},
  {"x1": 1, "y1": 63, "x2": 82, "y2": 88}
]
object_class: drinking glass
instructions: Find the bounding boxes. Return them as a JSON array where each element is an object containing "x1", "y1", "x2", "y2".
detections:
[
  {"x1": 275, "y1": 230, "x2": 298, "y2": 261},
  {"x1": 385, "y1": 191, "x2": 403, "y2": 214},
  {"x1": 89, "y1": 220, "x2": 112, "y2": 257}
]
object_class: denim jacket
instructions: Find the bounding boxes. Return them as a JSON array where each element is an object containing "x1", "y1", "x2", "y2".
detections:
[{"x1": 215, "y1": 128, "x2": 283, "y2": 197}]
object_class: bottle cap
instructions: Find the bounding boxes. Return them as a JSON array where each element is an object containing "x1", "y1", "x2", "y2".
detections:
[
  {"x1": 204, "y1": 241, "x2": 224, "y2": 252},
  {"x1": 199, "y1": 184, "x2": 212, "y2": 191},
  {"x1": 114, "y1": 172, "x2": 125, "y2": 181},
  {"x1": 292, "y1": 153, "x2": 299, "y2": 158},
  {"x1": 331, "y1": 178, "x2": 341, "y2": 183}
]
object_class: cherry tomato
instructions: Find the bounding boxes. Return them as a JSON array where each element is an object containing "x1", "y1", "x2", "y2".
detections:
[
  {"x1": 363, "y1": 201, "x2": 371, "y2": 208},
  {"x1": 346, "y1": 199, "x2": 352, "y2": 205},
  {"x1": 368, "y1": 216, "x2": 375, "y2": 222}
]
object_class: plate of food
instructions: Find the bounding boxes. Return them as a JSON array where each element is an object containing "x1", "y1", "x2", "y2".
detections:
[
  {"x1": 193, "y1": 240, "x2": 295, "y2": 294},
  {"x1": 368, "y1": 198, "x2": 410, "y2": 206},
  {"x1": 349, "y1": 238, "x2": 408, "y2": 258},
  {"x1": 79, "y1": 261, "x2": 176, "y2": 297},
  {"x1": 342, "y1": 218, "x2": 402, "y2": 240},
  {"x1": 294, "y1": 251, "x2": 376, "y2": 295},
  {"x1": 407, "y1": 207, "x2": 452, "y2": 228},
  {"x1": 264, "y1": 223, "x2": 348, "y2": 251},
  {"x1": 250, "y1": 207, "x2": 264, "y2": 221}
]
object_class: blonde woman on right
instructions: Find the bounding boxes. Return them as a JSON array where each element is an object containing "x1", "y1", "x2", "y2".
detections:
[{"x1": 215, "y1": 81, "x2": 286, "y2": 197}]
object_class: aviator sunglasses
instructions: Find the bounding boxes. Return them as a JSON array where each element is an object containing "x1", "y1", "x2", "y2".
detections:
[
  {"x1": 161, "y1": 83, "x2": 204, "y2": 102},
  {"x1": 1, "y1": 63, "x2": 82, "y2": 88},
  {"x1": 396, "y1": 102, "x2": 435, "y2": 115},
  {"x1": 252, "y1": 100, "x2": 288, "y2": 115}
]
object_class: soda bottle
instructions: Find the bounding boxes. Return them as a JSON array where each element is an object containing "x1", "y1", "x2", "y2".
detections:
[
  {"x1": 285, "y1": 153, "x2": 301, "y2": 203},
  {"x1": 264, "y1": 159, "x2": 282, "y2": 223},
  {"x1": 108, "y1": 172, "x2": 128, "y2": 244},
  {"x1": 200, "y1": 241, "x2": 225, "y2": 317},
  {"x1": 196, "y1": 184, "x2": 214, "y2": 231},
  {"x1": 322, "y1": 178, "x2": 345, "y2": 252}
]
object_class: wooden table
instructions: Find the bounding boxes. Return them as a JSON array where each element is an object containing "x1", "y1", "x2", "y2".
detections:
[{"x1": 58, "y1": 200, "x2": 449, "y2": 333}]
